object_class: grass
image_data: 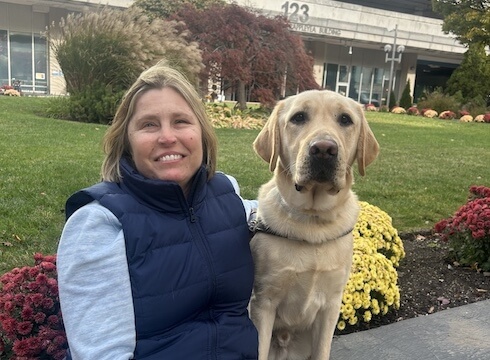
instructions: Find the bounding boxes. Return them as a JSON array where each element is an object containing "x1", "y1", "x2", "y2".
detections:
[{"x1": 1, "y1": 96, "x2": 489, "y2": 274}]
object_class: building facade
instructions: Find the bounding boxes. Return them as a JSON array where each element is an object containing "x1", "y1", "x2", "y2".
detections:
[
  {"x1": 0, "y1": 0, "x2": 130, "y2": 95},
  {"x1": 233, "y1": 0, "x2": 465, "y2": 104},
  {"x1": 0, "y1": 0, "x2": 465, "y2": 103}
]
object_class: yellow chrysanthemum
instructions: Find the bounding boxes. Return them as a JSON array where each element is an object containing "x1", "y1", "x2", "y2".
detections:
[
  {"x1": 363, "y1": 310, "x2": 372, "y2": 322},
  {"x1": 348, "y1": 316, "x2": 358, "y2": 326},
  {"x1": 337, "y1": 201, "x2": 405, "y2": 333},
  {"x1": 337, "y1": 320, "x2": 346, "y2": 331}
]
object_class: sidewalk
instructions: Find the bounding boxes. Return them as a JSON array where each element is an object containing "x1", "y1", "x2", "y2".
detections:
[{"x1": 330, "y1": 299, "x2": 490, "y2": 360}]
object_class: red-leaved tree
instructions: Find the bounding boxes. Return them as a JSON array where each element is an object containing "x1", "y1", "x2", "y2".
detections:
[{"x1": 172, "y1": 3, "x2": 319, "y2": 109}]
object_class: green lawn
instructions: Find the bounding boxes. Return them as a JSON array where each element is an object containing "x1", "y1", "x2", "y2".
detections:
[{"x1": 1, "y1": 96, "x2": 489, "y2": 273}]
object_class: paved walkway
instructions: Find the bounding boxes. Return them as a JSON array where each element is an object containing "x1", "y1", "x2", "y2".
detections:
[{"x1": 330, "y1": 299, "x2": 490, "y2": 360}]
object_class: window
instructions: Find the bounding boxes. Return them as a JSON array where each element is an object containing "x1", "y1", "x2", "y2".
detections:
[
  {"x1": 34, "y1": 34, "x2": 47, "y2": 92},
  {"x1": 10, "y1": 33, "x2": 32, "y2": 89},
  {"x1": 6, "y1": 32, "x2": 48, "y2": 94},
  {"x1": 348, "y1": 65, "x2": 360, "y2": 100},
  {"x1": 325, "y1": 63, "x2": 338, "y2": 91},
  {"x1": 0, "y1": 30, "x2": 7, "y2": 86}
]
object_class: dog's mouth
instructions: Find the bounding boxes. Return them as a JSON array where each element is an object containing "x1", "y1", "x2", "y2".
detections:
[{"x1": 294, "y1": 181, "x2": 341, "y2": 195}]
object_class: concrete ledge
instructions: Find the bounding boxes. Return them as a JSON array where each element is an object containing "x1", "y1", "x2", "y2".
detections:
[{"x1": 331, "y1": 300, "x2": 490, "y2": 360}]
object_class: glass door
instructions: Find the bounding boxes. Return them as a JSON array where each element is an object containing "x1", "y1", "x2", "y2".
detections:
[{"x1": 336, "y1": 65, "x2": 349, "y2": 97}]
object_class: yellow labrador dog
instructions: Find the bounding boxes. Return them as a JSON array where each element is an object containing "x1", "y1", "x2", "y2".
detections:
[{"x1": 250, "y1": 90, "x2": 379, "y2": 360}]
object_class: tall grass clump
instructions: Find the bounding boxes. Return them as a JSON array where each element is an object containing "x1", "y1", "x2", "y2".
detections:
[
  {"x1": 47, "y1": 6, "x2": 203, "y2": 124},
  {"x1": 417, "y1": 88, "x2": 461, "y2": 114}
]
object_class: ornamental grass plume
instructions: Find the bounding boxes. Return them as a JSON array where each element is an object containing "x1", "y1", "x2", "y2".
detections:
[
  {"x1": 337, "y1": 202, "x2": 405, "y2": 332},
  {"x1": 434, "y1": 186, "x2": 490, "y2": 271},
  {"x1": 0, "y1": 254, "x2": 67, "y2": 360}
]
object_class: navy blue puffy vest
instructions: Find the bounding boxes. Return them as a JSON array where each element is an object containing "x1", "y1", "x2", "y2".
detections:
[{"x1": 65, "y1": 161, "x2": 258, "y2": 359}]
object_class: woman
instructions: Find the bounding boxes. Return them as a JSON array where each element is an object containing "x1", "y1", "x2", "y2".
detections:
[{"x1": 57, "y1": 62, "x2": 259, "y2": 359}]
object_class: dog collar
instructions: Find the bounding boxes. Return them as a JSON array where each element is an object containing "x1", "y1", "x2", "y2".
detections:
[{"x1": 250, "y1": 217, "x2": 354, "y2": 243}]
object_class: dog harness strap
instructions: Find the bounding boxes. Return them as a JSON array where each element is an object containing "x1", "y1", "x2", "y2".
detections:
[{"x1": 251, "y1": 217, "x2": 354, "y2": 242}]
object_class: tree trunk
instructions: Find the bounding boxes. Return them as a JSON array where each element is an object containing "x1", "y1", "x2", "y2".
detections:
[{"x1": 236, "y1": 80, "x2": 247, "y2": 110}]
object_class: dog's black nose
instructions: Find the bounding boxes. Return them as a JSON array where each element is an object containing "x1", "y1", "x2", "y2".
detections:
[{"x1": 309, "y1": 140, "x2": 338, "y2": 158}]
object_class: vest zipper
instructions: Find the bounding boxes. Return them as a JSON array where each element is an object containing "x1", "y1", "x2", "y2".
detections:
[
  {"x1": 187, "y1": 204, "x2": 218, "y2": 357},
  {"x1": 189, "y1": 207, "x2": 197, "y2": 223}
]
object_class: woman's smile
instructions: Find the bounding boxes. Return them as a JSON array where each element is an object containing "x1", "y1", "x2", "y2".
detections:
[{"x1": 127, "y1": 87, "x2": 203, "y2": 194}]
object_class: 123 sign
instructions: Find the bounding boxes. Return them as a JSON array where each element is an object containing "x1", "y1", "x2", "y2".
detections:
[{"x1": 282, "y1": 2, "x2": 310, "y2": 23}]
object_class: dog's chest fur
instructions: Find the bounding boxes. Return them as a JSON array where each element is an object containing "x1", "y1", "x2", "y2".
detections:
[{"x1": 250, "y1": 231, "x2": 353, "y2": 330}]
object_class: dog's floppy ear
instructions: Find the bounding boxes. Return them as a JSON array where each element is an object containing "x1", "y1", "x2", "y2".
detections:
[
  {"x1": 357, "y1": 116, "x2": 379, "y2": 176},
  {"x1": 253, "y1": 101, "x2": 282, "y2": 172}
]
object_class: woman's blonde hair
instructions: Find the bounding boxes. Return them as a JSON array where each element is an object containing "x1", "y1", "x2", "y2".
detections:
[{"x1": 101, "y1": 61, "x2": 217, "y2": 182}]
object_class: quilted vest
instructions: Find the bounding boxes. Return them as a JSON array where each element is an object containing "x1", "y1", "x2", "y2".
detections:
[{"x1": 65, "y1": 160, "x2": 258, "y2": 359}]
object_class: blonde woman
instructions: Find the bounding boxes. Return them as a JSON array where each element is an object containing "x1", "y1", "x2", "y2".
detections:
[{"x1": 57, "y1": 62, "x2": 258, "y2": 359}]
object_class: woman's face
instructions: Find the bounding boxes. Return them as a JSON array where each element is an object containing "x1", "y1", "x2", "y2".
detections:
[{"x1": 127, "y1": 87, "x2": 203, "y2": 195}]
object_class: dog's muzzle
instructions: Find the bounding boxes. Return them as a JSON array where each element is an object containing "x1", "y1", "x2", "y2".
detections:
[{"x1": 308, "y1": 139, "x2": 338, "y2": 182}]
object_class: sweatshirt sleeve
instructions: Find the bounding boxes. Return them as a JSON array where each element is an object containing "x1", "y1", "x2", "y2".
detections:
[
  {"x1": 57, "y1": 201, "x2": 135, "y2": 360},
  {"x1": 225, "y1": 174, "x2": 258, "y2": 221}
]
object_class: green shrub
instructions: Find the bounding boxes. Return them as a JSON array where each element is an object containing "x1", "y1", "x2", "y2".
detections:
[
  {"x1": 389, "y1": 90, "x2": 397, "y2": 109},
  {"x1": 434, "y1": 186, "x2": 490, "y2": 272},
  {"x1": 44, "y1": 96, "x2": 71, "y2": 120},
  {"x1": 417, "y1": 88, "x2": 461, "y2": 114},
  {"x1": 462, "y1": 95, "x2": 489, "y2": 117},
  {"x1": 68, "y1": 83, "x2": 126, "y2": 124},
  {"x1": 379, "y1": 105, "x2": 389, "y2": 113},
  {"x1": 446, "y1": 43, "x2": 490, "y2": 105},
  {"x1": 399, "y1": 80, "x2": 412, "y2": 109}
]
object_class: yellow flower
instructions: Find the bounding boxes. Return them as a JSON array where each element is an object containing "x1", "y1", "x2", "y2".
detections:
[
  {"x1": 337, "y1": 201, "x2": 404, "y2": 332},
  {"x1": 343, "y1": 303, "x2": 354, "y2": 315},
  {"x1": 337, "y1": 320, "x2": 346, "y2": 331},
  {"x1": 362, "y1": 299, "x2": 371, "y2": 309},
  {"x1": 363, "y1": 283, "x2": 371, "y2": 294},
  {"x1": 348, "y1": 316, "x2": 358, "y2": 326},
  {"x1": 363, "y1": 310, "x2": 372, "y2": 322},
  {"x1": 342, "y1": 293, "x2": 353, "y2": 304}
]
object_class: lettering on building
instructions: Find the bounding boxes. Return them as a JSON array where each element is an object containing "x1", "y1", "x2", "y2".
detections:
[{"x1": 290, "y1": 22, "x2": 341, "y2": 36}]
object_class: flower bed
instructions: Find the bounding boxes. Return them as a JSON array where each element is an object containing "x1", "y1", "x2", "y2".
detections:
[
  {"x1": 434, "y1": 185, "x2": 490, "y2": 272},
  {"x1": 205, "y1": 103, "x2": 267, "y2": 130},
  {"x1": 0, "y1": 254, "x2": 67, "y2": 359},
  {"x1": 0, "y1": 85, "x2": 20, "y2": 97},
  {"x1": 338, "y1": 201, "x2": 405, "y2": 331},
  {"x1": 386, "y1": 105, "x2": 488, "y2": 125}
]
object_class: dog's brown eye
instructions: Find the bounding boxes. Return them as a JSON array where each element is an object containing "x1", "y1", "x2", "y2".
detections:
[
  {"x1": 291, "y1": 112, "x2": 307, "y2": 124},
  {"x1": 338, "y1": 114, "x2": 353, "y2": 126}
]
